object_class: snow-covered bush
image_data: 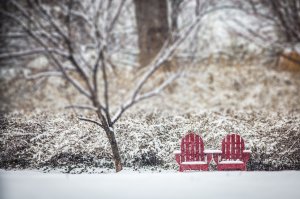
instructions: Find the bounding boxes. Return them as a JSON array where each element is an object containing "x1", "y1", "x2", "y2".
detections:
[{"x1": 1, "y1": 109, "x2": 299, "y2": 171}]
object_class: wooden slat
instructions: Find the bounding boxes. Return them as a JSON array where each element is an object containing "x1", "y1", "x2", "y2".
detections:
[
  {"x1": 236, "y1": 134, "x2": 241, "y2": 160},
  {"x1": 200, "y1": 136, "x2": 204, "y2": 161},
  {"x1": 221, "y1": 139, "x2": 225, "y2": 160},
  {"x1": 181, "y1": 135, "x2": 186, "y2": 162},
  {"x1": 241, "y1": 137, "x2": 245, "y2": 152},
  {"x1": 231, "y1": 134, "x2": 236, "y2": 160},
  {"x1": 180, "y1": 133, "x2": 205, "y2": 161},
  {"x1": 185, "y1": 134, "x2": 190, "y2": 161},
  {"x1": 195, "y1": 134, "x2": 200, "y2": 161},
  {"x1": 226, "y1": 134, "x2": 230, "y2": 160},
  {"x1": 180, "y1": 132, "x2": 206, "y2": 163},
  {"x1": 219, "y1": 134, "x2": 249, "y2": 170},
  {"x1": 190, "y1": 133, "x2": 195, "y2": 161}
]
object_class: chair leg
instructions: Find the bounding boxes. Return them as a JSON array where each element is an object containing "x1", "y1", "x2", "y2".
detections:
[
  {"x1": 243, "y1": 164, "x2": 247, "y2": 171},
  {"x1": 179, "y1": 165, "x2": 183, "y2": 172},
  {"x1": 217, "y1": 165, "x2": 222, "y2": 171}
]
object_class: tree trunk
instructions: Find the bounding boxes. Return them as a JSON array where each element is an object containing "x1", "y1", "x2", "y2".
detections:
[
  {"x1": 94, "y1": 101, "x2": 123, "y2": 172},
  {"x1": 133, "y1": 0, "x2": 169, "y2": 67},
  {"x1": 170, "y1": 0, "x2": 182, "y2": 34},
  {"x1": 105, "y1": 128, "x2": 123, "y2": 172}
]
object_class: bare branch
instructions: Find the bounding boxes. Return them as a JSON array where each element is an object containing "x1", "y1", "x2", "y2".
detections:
[
  {"x1": 78, "y1": 117, "x2": 104, "y2": 128},
  {"x1": 0, "y1": 9, "x2": 92, "y2": 99},
  {"x1": 64, "y1": 0, "x2": 94, "y2": 94},
  {"x1": 0, "y1": 48, "x2": 69, "y2": 59},
  {"x1": 111, "y1": 72, "x2": 181, "y2": 124},
  {"x1": 65, "y1": 105, "x2": 98, "y2": 111},
  {"x1": 107, "y1": 0, "x2": 127, "y2": 33},
  {"x1": 24, "y1": 71, "x2": 63, "y2": 80},
  {"x1": 111, "y1": 100, "x2": 135, "y2": 126},
  {"x1": 137, "y1": 73, "x2": 182, "y2": 101},
  {"x1": 235, "y1": 0, "x2": 300, "y2": 51},
  {"x1": 34, "y1": 0, "x2": 69, "y2": 43}
]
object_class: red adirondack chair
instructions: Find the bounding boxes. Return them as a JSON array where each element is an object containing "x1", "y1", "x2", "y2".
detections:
[
  {"x1": 217, "y1": 134, "x2": 251, "y2": 171},
  {"x1": 174, "y1": 133, "x2": 209, "y2": 172}
]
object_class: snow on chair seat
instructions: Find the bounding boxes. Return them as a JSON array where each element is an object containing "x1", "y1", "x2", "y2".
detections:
[
  {"x1": 174, "y1": 132, "x2": 209, "y2": 172},
  {"x1": 181, "y1": 161, "x2": 207, "y2": 165},
  {"x1": 217, "y1": 134, "x2": 251, "y2": 171},
  {"x1": 218, "y1": 160, "x2": 244, "y2": 164}
]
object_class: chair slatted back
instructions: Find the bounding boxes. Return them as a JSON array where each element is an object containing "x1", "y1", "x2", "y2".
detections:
[
  {"x1": 180, "y1": 133, "x2": 204, "y2": 162},
  {"x1": 221, "y1": 134, "x2": 245, "y2": 160}
]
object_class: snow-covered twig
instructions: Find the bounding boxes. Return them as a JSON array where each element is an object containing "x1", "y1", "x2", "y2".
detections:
[
  {"x1": 0, "y1": 48, "x2": 69, "y2": 59},
  {"x1": 24, "y1": 71, "x2": 63, "y2": 80},
  {"x1": 78, "y1": 117, "x2": 103, "y2": 128},
  {"x1": 65, "y1": 105, "x2": 98, "y2": 111}
]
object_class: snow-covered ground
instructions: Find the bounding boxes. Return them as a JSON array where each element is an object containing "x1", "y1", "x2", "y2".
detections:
[{"x1": 1, "y1": 170, "x2": 300, "y2": 199}]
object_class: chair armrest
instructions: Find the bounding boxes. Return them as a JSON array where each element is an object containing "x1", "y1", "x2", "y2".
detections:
[
  {"x1": 173, "y1": 150, "x2": 181, "y2": 164},
  {"x1": 242, "y1": 150, "x2": 251, "y2": 163},
  {"x1": 204, "y1": 150, "x2": 222, "y2": 164},
  {"x1": 173, "y1": 150, "x2": 181, "y2": 154}
]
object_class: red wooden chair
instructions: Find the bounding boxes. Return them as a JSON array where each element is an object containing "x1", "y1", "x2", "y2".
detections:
[
  {"x1": 217, "y1": 134, "x2": 251, "y2": 171},
  {"x1": 174, "y1": 132, "x2": 209, "y2": 172}
]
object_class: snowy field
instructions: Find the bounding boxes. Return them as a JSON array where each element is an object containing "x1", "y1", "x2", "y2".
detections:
[{"x1": 1, "y1": 170, "x2": 300, "y2": 199}]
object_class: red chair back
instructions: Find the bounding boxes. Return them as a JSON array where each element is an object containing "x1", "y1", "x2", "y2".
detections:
[
  {"x1": 180, "y1": 133, "x2": 205, "y2": 162},
  {"x1": 221, "y1": 134, "x2": 245, "y2": 160}
]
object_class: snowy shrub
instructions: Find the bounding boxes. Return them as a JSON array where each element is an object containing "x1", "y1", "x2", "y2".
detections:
[{"x1": 1, "y1": 109, "x2": 299, "y2": 171}]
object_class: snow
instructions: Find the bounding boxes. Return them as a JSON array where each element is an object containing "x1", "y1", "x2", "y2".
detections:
[
  {"x1": 204, "y1": 149, "x2": 222, "y2": 154},
  {"x1": 1, "y1": 170, "x2": 300, "y2": 199},
  {"x1": 173, "y1": 150, "x2": 181, "y2": 154},
  {"x1": 181, "y1": 161, "x2": 207, "y2": 165},
  {"x1": 219, "y1": 160, "x2": 244, "y2": 164}
]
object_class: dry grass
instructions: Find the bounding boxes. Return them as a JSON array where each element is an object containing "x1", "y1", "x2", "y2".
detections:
[{"x1": 278, "y1": 52, "x2": 300, "y2": 73}]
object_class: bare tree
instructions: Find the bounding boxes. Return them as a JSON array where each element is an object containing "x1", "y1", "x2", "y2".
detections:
[
  {"x1": 0, "y1": 0, "x2": 204, "y2": 172},
  {"x1": 231, "y1": 0, "x2": 300, "y2": 65},
  {"x1": 257, "y1": 0, "x2": 300, "y2": 44}
]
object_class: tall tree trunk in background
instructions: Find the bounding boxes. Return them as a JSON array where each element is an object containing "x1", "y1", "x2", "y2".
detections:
[
  {"x1": 170, "y1": 0, "x2": 182, "y2": 40},
  {"x1": 134, "y1": 0, "x2": 169, "y2": 67}
]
